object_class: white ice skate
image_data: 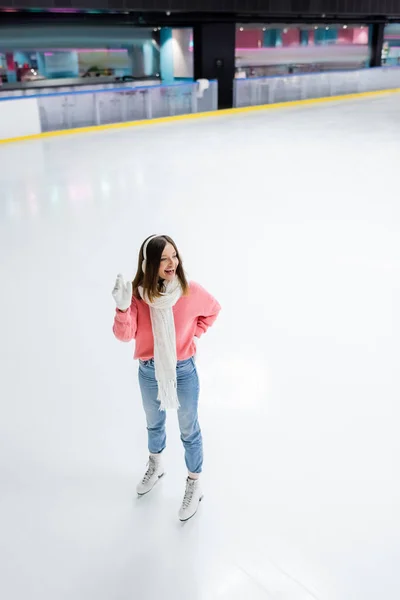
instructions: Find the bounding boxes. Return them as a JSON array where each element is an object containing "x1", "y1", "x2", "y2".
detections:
[
  {"x1": 136, "y1": 453, "x2": 165, "y2": 496},
  {"x1": 178, "y1": 478, "x2": 203, "y2": 522}
]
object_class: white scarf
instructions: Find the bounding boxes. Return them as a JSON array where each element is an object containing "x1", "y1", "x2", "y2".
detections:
[{"x1": 139, "y1": 278, "x2": 183, "y2": 411}]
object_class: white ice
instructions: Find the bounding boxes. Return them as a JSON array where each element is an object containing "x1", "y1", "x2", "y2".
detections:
[{"x1": 0, "y1": 94, "x2": 399, "y2": 600}]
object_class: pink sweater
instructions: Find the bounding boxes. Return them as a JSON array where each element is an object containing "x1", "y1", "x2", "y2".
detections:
[{"x1": 113, "y1": 281, "x2": 221, "y2": 360}]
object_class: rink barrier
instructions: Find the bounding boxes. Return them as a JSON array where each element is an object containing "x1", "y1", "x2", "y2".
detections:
[
  {"x1": 233, "y1": 66, "x2": 400, "y2": 108},
  {"x1": 1, "y1": 86, "x2": 400, "y2": 145},
  {"x1": 0, "y1": 79, "x2": 218, "y2": 143}
]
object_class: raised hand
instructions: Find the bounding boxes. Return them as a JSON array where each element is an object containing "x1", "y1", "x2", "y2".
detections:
[{"x1": 112, "y1": 274, "x2": 133, "y2": 312}]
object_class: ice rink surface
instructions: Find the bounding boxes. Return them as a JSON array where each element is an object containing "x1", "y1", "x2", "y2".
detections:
[{"x1": 0, "y1": 94, "x2": 399, "y2": 600}]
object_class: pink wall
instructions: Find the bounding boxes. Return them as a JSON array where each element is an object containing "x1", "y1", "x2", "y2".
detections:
[
  {"x1": 282, "y1": 28, "x2": 300, "y2": 46},
  {"x1": 236, "y1": 29, "x2": 262, "y2": 48},
  {"x1": 337, "y1": 29, "x2": 354, "y2": 44},
  {"x1": 236, "y1": 26, "x2": 368, "y2": 49},
  {"x1": 352, "y1": 28, "x2": 369, "y2": 44},
  {"x1": 337, "y1": 28, "x2": 368, "y2": 45},
  {"x1": 5, "y1": 53, "x2": 15, "y2": 70}
]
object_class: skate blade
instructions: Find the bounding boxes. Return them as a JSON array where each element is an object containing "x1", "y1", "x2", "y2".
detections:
[
  {"x1": 179, "y1": 495, "x2": 204, "y2": 522},
  {"x1": 137, "y1": 472, "x2": 166, "y2": 497}
]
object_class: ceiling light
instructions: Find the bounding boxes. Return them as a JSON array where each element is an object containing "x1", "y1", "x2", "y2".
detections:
[
  {"x1": 263, "y1": 27, "x2": 266, "y2": 31},
  {"x1": 343, "y1": 25, "x2": 347, "y2": 29},
  {"x1": 240, "y1": 27, "x2": 243, "y2": 31}
]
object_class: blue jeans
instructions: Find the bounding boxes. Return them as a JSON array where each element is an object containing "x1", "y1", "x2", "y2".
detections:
[{"x1": 138, "y1": 357, "x2": 203, "y2": 474}]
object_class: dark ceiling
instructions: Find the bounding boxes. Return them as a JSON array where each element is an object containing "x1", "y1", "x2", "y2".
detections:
[{"x1": 0, "y1": 0, "x2": 400, "y2": 26}]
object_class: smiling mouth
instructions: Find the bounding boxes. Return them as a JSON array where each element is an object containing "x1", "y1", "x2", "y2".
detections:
[{"x1": 165, "y1": 269, "x2": 175, "y2": 275}]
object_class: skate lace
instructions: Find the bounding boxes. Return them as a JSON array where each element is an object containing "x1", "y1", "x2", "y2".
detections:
[
  {"x1": 182, "y1": 480, "x2": 195, "y2": 509},
  {"x1": 142, "y1": 457, "x2": 156, "y2": 484}
]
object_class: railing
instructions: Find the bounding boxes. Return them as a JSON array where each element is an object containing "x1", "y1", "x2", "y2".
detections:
[
  {"x1": 38, "y1": 80, "x2": 218, "y2": 132},
  {"x1": 0, "y1": 80, "x2": 218, "y2": 140},
  {"x1": 234, "y1": 66, "x2": 400, "y2": 108},
  {"x1": 2, "y1": 67, "x2": 400, "y2": 143},
  {"x1": 0, "y1": 79, "x2": 160, "y2": 99}
]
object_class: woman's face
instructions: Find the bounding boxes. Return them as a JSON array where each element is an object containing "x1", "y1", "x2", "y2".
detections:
[{"x1": 158, "y1": 242, "x2": 179, "y2": 282}]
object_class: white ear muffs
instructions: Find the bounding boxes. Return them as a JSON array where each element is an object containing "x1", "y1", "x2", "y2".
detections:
[{"x1": 142, "y1": 235, "x2": 162, "y2": 274}]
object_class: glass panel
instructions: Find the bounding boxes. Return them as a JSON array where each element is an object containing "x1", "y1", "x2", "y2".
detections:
[
  {"x1": 382, "y1": 24, "x2": 400, "y2": 66},
  {"x1": 35, "y1": 81, "x2": 218, "y2": 133},
  {"x1": 234, "y1": 67, "x2": 400, "y2": 108},
  {"x1": 235, "y1": 24, "x2": 371, "y2": 79}
]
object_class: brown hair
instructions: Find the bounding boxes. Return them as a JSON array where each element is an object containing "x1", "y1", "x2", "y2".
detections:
[{"x1": 132, "y1": 235, "x2": 189, "y2": 303}]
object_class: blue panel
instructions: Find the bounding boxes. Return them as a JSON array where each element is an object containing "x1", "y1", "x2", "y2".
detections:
[
  {"x1": 160, "y1": 28, "x2": 174, "y2": 83},
  {"x1": 315, "y1": 27, "x2": 338, "y2": 44},
  {"x1": 263, "y1": 29, "x2": 283, "y2": 48},
  {"x1": 300, "y1": 30, "x2": 309, "y2": 46},
  {"x1": 14, "y1": 52, "x2": 31, "y2": 66}
]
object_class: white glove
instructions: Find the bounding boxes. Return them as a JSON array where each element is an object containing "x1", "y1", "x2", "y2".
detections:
[{"x1": 112, "y1": 274, "x2": 132, "y2": 311}]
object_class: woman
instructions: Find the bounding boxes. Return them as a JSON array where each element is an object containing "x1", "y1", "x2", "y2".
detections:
[{"x1": 112, "y1": 234, "x2": 221, "y2": 522}]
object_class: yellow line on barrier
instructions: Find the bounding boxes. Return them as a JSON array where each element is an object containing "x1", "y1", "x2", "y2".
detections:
[{"x1": 1, "y1": 86, "x2": 400, "y2": 146}]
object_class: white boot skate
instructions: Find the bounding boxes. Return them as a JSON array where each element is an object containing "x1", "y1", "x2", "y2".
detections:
[
  {"x1": 136, "y1": 453, "x2": 165, "y2": 496},
  {"x1": 178, "y1": 477, "x2": 203, "y2": 522}
]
